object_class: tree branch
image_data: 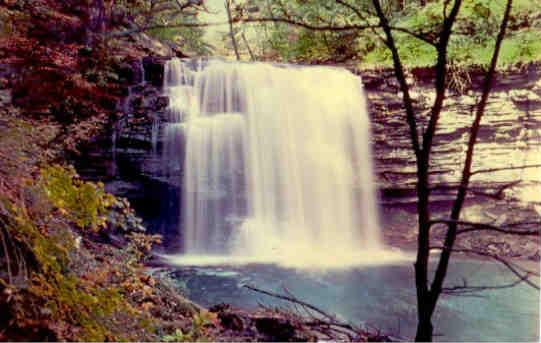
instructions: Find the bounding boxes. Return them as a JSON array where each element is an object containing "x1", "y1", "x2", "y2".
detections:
[
  {"x1": 430, "y1": 246, "x2": 539, "y2": 290},
  {"x1": 390, "y1": 26, "x2": 437, "y2": 46},
  {"x1": 225, "y1": 0, "x2": 241, "y2": 60},
  {"x1": 244, "y1": 284, "x2": 337, "y2": 322},
  {"x1": 429, "y1": 0, "x2": 514, "y2": 314},
  {"x1": 442, "y1": 273, "x2": 535, "y2": 295},
  {"x1": 421, "y1": 0, "x2": 463, "y2": 162},
  {"x1": 429, "y1": 219, "x2": 540, "y2": 236},
  {"x1": 108, "y1": 6, "x2": 437, "y2": 46},
  {"x1": 334, "y1": 0, "x2": 366, "y2": 20},
  {"x1": 471, "y1": 164, "x2": 541, "y2": 176},
  {"x1": 239, "y1": 17, "x2": 380, "y2": 31},
  {"x1": 242, "y1": 284, "x2": 392, "y2": 340},
  {"x1": 370, "y1": 1, "x2": 421, "y2": 157}
]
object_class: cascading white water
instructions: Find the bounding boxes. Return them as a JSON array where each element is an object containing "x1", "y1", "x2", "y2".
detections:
[{"x1": 163, "y1": 58, "x2": 388, "y2": 267}]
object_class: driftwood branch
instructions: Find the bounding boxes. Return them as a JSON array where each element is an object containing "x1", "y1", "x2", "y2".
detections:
[
  {"x1": 244, "y1": 284, "x2": 338, "y2": 322},
  {"x1": 430, "y1": 246, "x2": 539, "y2": 290},
  {"x1": 243, "y1": 284, "x2": 380, "y2": 336},
  {"x1": 442, "y1": 273, "x2": 535, "y2": 295}
]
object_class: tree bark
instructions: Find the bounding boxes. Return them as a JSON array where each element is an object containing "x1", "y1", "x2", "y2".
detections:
[
  {"x1": 225, "y1": 0, "x2": 241, "y2": 60},
  {"x1": 241, "y1": 31, "x2": 255, "y2": 61},
  {"x1": 415, "y1": 317, "x2": 433, "y2": 342},
  {"x1": 428, "y1": 0, "x2": 514, "y2": 309}
]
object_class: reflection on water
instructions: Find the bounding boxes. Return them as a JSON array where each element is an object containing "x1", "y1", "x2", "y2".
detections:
[{"x1": 166, "y1": 259, "x2": 539, "y2": 342}]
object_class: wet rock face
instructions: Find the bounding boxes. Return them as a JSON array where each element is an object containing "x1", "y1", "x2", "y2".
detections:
[
  {"x1": 74, "y1": 57, "x2": 181, "y2": 251},
  {"x1": 142, "y1": 56, "x2": 168, "y2": 87}
]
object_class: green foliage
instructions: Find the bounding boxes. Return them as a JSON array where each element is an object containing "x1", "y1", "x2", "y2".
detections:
[
  {"x1": 365, "y1": 0, "x2": 541, "y2": 67},
  {"x1": 107, "y1": 197, "x2": 146, "y2": 233},
  {"x1": 40, "y1": 165, "x2": 114, "y2": 232},
  {"x1": 29, "y1": 273, "x2": 128, "y2": 341},
  {"x1": 39, "y1": 165, "x2": 147, "y2": 236},
  {"x1": 1, "y1": 172, "x2": 160, "y2": 341},
  {"x1": 248, "y1": 0, "x2": 541, "y2": 67},
  {"x1": 112, "y1": 0, "x2": 212, "y2": 55},
  {"x1": 163, "y1": 328, "x2": 191, "y2": 342},
  {"x1": 362, "y1": 30, "x2": 437, "y2": 67},
  {"x1": 494, "y1": 28, "x2": 541, "y2": 66},
  {"x1": 149, "y1": 25, "x2": 212, "y2": 56},
  {"x1": 162, "y1": 312, "x2": 215, "y2": 342},
  {"x1": 248, "y1": 0, "x2": 365, "y2": 62},
  {"x1": 1, "y1": 191, "x2": 131, "y2": 341}
]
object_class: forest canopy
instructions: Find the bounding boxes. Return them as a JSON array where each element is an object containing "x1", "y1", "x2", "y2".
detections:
[{"x1": 219, "y1": 0, "x2": 541, "y2": 67}]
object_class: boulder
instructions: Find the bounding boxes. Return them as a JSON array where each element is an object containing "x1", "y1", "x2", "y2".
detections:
[
  {"x1": 218, "y1": 312, "x2": 245, "y2": 332},
  {"x1": 255, "y1": 317, "x2": 296, "y2": 341}
]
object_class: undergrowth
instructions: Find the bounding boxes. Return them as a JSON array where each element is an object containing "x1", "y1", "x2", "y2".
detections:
[
  {"x1": 360, "y1": 0, "x2": 541, "y2": 69},
  {"x1": 0, "y1": 111, "x2": 185, "y2": 341}
]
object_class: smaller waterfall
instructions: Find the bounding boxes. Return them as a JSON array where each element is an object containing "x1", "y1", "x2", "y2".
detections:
[{"x1": 161, "y1": 58, "x2": 399, "y2": 267}]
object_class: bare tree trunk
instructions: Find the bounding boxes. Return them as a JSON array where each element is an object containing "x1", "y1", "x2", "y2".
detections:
[
  {"x1": 225, "y1": 0, "x2": 241, "y2": 60},
  {"x1": 369, "y1": 0, "x2": 513, "y2": 340},
  {"x1": 370, "y1": 1, "x2": 433, "y2": 339},
  {"x1": 414, "y1": 3, "x2": 464, "y2": 340},
  {"x1": 415, "y1": 317, "x2": 433, "y2": 342},
  {"x1": 427, "y1": 0, "x2": 514, "y2": 313},
  {"x1": 241, "y1": 31, "x2": 256, "y2": 61}
]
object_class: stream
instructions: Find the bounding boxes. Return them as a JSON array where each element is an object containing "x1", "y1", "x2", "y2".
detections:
[{"x1": 163, "y1": 258, "x2": 539, "y2": 342}]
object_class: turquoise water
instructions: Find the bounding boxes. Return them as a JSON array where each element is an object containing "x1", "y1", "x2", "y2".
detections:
[{"x1": 167, "y1": 259, "x2": 539, "y2": 341}]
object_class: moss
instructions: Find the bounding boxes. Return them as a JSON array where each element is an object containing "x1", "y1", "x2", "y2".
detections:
[
  {"x1": 30, "y1": 273, "x2": 132, "y2": 341},
  {"x1": 40, "y1": 165, "x2": 114, "y2": 232},
  {"x1": 0, "y1": 14, "x2": 188, "y2": 339},
  {"x1": 1, "y1": 158, "x2": 163, "y2": 341},
  {"x1": 3, "y1": 195, "x2": 111, "y2": 340},
  {"x1": 1, "y1": 198, "x2": 162, "y2": 341},
  {"x1": 162, "y1": 312, "x2": 216, "y2": 342}
]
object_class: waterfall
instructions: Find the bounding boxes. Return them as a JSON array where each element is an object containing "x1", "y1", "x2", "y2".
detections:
[{"x1": 162, "y1": 58, "x2": 387, "y2": 267}]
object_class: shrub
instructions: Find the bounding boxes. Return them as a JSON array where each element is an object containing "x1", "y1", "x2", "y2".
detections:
[{"x1": 40, "y1": 165, "x2": 114, "y2": 232}]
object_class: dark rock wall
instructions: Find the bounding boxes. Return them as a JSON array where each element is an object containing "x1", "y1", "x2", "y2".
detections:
[{"x1": 75, "y1": 57, "x2": 184, "y2": 251}]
